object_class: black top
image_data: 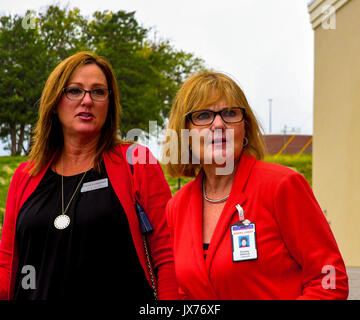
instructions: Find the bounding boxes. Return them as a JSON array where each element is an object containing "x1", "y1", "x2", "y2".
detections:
[
  {"x1": 203, "y1": 243, "x2": 209, "y2": 259},
  {"x1": 14, "y1": 162, "x2": 153, "y2": 300}
]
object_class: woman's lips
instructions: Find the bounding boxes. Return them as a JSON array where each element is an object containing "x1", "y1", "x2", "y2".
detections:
[
  {"x1": 210, "y1": 139, "x2": 228, "y2": 149},
  {"x1": 211, "y1": 139, "x2": 227, "y2": 144},
  {"x1": 76, "y1": 112, "x2": 94, "y2": 120}
]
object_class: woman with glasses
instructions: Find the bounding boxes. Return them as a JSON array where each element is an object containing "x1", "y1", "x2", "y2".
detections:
[
  {"x1": 164, "y1": 71, "x2": 348, "y2": 299},
  {"x1": 0, "y1": 51, "x2": 179, "y2": 300}
]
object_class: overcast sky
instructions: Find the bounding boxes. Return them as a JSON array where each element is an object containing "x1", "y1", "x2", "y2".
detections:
[{"x1": 0, "y1": 0, "x2": 314, "y2": 156}]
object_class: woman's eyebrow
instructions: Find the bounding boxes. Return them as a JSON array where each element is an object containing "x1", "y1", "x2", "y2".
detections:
[{"x1": 67, "y1": 82, "x2": 107, "y2": 87}]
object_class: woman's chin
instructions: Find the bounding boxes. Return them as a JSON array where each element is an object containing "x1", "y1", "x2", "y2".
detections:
[
  {"x1": 68, "y1": 125, "x2": 101, "y2": 138},
  {"x1": 200, "y1": 149, "x2": 234, "y2": 166}
]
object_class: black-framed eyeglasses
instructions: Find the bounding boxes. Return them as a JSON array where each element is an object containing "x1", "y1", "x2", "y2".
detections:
[
  {"x1": 63, "y1": 87, "x2": 111, "y2": 102},
  {"x1": 187, "y1": 107, "x2": 246, "y2": 126}
]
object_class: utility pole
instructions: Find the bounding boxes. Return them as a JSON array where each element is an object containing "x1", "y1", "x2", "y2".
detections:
[
  {"x1": 268, "y1": 98, "x2": 272, "y2": 134},
  {"x1": 282, "y1": 124, "x2": 287, "y2": 145}
]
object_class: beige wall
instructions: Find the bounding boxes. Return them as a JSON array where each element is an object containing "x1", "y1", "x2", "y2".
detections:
[{"x1": 312, "y1": 0, "x2": 360, "y2": 266}]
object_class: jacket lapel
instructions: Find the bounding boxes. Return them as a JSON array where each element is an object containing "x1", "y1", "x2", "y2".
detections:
[
  {"x1": 103, "y1": 147, "x2": 151, "y2": 282},
  {"x1": 205, "y1": 152, "x2": 257, "y2": 272},
  {"x1": 188, "y1": 171, "x2": 219, "y2": 298},
  {"x1": 189, "y1": 171, "x2": 205, "y2": 270}
]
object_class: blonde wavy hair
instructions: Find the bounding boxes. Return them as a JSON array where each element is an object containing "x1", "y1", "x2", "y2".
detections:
[
  {"x1": 27, "y1": 51, "x2": 126, "y2": 175},
  {"x1": 164, "y1": 71, "x2": 266, "y2": 177}
]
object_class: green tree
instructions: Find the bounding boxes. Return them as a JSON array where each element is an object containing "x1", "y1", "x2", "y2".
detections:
[
  {"x1": 0, "y1": 7, "x2": 89, "y2": 155},
  {"x1": 0, "y1": 7, "x2": 205, "y2": 155},
  {"x1": 0, "y1": 12, "x2": 46, "y2": 155},
  {"x1": 38, "y1": 6, "x2": 90, "y2": 64},
  {"x1": 87, "y1": 10, "x2": 204, "y2": 136}
]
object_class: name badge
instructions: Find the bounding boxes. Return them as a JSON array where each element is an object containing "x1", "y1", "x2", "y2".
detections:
[
  {"x1": 80, "y1": 178, "x2": 108, "y2": 193},
  {"x1": 230, "y1": 222, "x2": 258, "y2": 262}
]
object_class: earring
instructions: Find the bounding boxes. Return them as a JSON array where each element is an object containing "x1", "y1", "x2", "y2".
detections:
[{"x1": 243, "y1": 137, "x2": 248, "y2": 147}]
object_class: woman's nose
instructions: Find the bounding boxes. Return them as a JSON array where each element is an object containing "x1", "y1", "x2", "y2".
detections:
[
  {"x1": 210, "y1": 113, "x2": 226, "y2": 129},
  {"x1": 81, "y1": 91, "x2": 93, "y2": 104}
]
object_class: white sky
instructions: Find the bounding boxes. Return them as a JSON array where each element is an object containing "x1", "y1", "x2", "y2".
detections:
[{"x1": 0, "y1": 0, "x2": 314, "y2": 156}]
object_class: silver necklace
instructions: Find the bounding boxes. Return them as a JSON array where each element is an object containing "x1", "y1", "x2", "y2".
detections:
[
  {"x1": 202, "y1": 175, "x2": 230, "y2": 204},
  {"x1": 54, "y1": 158, "x2": 88, "y2": 230}
]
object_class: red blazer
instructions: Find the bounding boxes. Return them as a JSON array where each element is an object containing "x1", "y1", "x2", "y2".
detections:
[
  {"x1": 166, "y1": 152, "x2": 348, "y2": 300},
  {"x1": 0, "y1": 144, "x2": 179, "y2": 300}
]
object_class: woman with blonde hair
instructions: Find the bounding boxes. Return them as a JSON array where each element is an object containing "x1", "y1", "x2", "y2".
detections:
[
  {"x1": 164, "y1": 71, "x2": 348, "y2": 299},
  {"x1": 0, "y1": 51, "x2": 178, "y2": 300}
]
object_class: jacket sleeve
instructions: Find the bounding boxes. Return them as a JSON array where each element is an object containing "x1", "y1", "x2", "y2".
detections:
[
  {"x1": 273, "y1": 172, "x2": 348, "y2": 300},
  {"x1": 0, "y1": 163, "x2": 25, "y2": 299},
  {"x1": 133, "y1": 147, "x2": 180, "y2": 300}
]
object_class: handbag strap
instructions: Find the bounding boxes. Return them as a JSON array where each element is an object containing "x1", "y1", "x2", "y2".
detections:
[
  {"x1": 126, "y1": 144, "x2": 158, "y2": 299},
  {"x1": 142, "y1": 236, "x2": 158, "y2": 300},
  {"x1": 127, "y1": 144, "x2": 154, "y2": 234}
]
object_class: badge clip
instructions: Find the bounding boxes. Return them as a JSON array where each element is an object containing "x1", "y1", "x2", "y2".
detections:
[{"x1": 235, "y1": 204, "x2": 251, "y2": 226}]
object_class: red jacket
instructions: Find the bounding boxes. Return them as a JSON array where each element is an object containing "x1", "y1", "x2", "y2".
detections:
[
  {"x1": 166, "y1": 152, "x2": 348, "y2": 299},
  {"x1": 0, "y1": 144, "x2": 179, "y2": 300}
]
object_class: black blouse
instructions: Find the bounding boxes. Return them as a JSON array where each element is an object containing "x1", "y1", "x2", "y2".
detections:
[{"x1": 14, "y1": 162, "x2": 153, "y2": 300}]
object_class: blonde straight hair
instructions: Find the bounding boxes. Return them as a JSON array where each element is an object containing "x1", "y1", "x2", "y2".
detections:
[
  {"x1": 27, "y1": 51, "x2": 126, "y2": 175},
  {"x1": 164, "y1": 71, "x2": 266, "y2": 177}
]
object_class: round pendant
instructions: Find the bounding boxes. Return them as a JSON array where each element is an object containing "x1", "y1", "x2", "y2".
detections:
[{"x1": 54, "y1": 214, "x2": 70, "y2": 230}]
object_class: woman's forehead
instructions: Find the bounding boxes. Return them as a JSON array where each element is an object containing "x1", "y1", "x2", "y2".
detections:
[
  {"x1": 68, "y1": 63, "x2": 107, "y2": 85},
  {"x1": 191, "y1": 92, "x2": 237, "y2": 111}
]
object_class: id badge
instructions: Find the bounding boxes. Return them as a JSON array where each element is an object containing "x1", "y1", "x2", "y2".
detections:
[{"x1": 230, "y1": 221, "x2": 257, "y2": 262}]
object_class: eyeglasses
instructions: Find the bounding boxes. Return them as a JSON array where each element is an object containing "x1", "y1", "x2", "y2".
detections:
[
  {"x1": 63, "y1": 87, "x2": 111, "y2": 102},
  {"x1": 187, "y1": 107, "x2": 246, "y2": 126}
]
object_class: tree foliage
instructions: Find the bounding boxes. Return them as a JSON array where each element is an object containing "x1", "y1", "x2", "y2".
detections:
[{"x1": 0, "y1": 6, "x2": 205, "y2": 155}]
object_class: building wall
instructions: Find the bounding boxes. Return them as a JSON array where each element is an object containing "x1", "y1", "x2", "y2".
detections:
[{"x1": 312, "y1": 0, "x2": 360, "y2": 266}]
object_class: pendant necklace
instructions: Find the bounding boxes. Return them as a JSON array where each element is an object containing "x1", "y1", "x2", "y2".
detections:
[
  {"x1": 54, "y1": 157, "x2": 88, "y2": 230},
  {"x1": 202, "y1": 175, "x2": 230, "y2": 204}
]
